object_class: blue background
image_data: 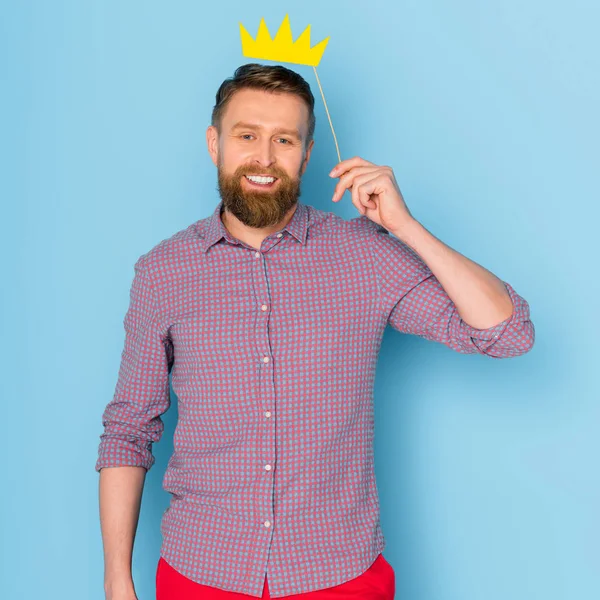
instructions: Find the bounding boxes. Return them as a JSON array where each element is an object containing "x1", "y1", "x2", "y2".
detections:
[{"x1": 2, "y1": 1, "x2": 598, "y2": 599}]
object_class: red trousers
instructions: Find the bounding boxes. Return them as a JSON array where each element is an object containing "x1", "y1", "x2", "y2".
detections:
[{"x1": 156, "y1": 553, "x2": 395, "y2": 599}]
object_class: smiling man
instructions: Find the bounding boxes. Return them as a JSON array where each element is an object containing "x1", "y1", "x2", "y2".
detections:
[
  {"x1": 211, "y1": 81, "x2": 313, "y2": 244},
  {"x1": 96, "y1": 63, "x2": 535, "y2": 600},
  {"x1": 214, "y1": 91, "x2": 307, "y2": 230}
]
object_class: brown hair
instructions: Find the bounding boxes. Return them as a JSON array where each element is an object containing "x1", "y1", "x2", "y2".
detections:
[{"x1": 211, "y1": 63, "x2": 316, "y2": 149}]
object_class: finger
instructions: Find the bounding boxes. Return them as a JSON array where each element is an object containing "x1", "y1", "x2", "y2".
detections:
[
  {"x1": 357, "y1": 174, "x2": 388, "y2": 210},
  {"x1": 351, "y1": 173, "x2": 381, "y2": 214},
  {"x1": 330, "y1": 156, "x2": 375, "y2": 177},
  {"x1": 351, "y1": 187, "x2": 365, "y2": 215},
  {"x1": 332, "y1": 167, "x2": 376, "y2": 202},
  {"x1": 330, "y1": 156, "x2": 376, "y2": 178},
  {"x1": 332, "y1": 166, "x2": 381, "y2": 202}
]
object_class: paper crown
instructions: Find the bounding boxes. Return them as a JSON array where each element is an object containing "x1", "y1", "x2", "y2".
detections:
[{"x1": 239, "y1": 14, "x2": 330, "y2": 67}]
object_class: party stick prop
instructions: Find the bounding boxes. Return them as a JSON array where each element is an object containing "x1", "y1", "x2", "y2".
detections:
[{"x1": 239, "y1": 14, "x2": 341, "y2": 163}]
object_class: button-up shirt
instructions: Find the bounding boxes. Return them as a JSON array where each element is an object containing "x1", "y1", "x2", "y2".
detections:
[{"x1": 95, "y1": 199, "x2": 535, "y2": 597}]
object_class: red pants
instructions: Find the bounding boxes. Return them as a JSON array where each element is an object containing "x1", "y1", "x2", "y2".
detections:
[{"x1": 156, "y1": 553, "x2": 395, "y2": 599}]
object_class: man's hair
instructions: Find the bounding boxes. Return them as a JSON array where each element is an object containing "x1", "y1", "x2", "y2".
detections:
[{"x1": 211, "y1": 63, "x2": 316, "y2": 148}]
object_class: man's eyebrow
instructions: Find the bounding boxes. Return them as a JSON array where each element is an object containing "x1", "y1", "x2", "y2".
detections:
[{"x1": 230, "y1": 121, "x2": 301, "y2": 140}]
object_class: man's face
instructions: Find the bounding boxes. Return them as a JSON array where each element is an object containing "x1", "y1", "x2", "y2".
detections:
[{"x1": 207, "y1": 88, "x2": 314, "y2": 228}]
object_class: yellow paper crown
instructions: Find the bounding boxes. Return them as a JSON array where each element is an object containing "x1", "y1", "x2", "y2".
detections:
[{"x1": 239, "y1": 13, "x2": 330, "y2": 67}]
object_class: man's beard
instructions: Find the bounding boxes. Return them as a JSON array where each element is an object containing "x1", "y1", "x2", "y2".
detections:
[{"x1": 217, "y1": 156, "x2": 303, "y2": 229}]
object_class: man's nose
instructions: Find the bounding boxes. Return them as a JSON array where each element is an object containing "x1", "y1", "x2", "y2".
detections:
[{"x1": 253, "y1": 138, "x2": 276, "y2": 168}]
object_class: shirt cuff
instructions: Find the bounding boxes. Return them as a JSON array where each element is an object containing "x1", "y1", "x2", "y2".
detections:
[
  {"x1": 95, "y1": 436, "x2": 154, "y2": 472},
  {"x1": 448, "y1": 281, "x2": 526, "y2": 354}
]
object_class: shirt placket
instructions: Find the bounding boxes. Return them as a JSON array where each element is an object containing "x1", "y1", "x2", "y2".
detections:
[{"x1": 249, "y1": 234, "x2": 284, "y2": 563}]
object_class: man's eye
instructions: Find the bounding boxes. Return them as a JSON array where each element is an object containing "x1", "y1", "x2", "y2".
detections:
[{"x1": 240, "y1": 134, "x2": 290, "y2": 144}]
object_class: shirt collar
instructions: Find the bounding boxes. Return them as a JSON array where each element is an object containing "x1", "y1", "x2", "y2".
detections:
[{"x1": 199, "y1": 199, "x2": 309, "y2": 253}]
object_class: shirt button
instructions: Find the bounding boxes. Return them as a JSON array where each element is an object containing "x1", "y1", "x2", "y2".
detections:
[
  {"x1": 264, "y1": 464, "x2": 272, "y2": 471},
  {"x1": 265, "y1": 411, "x2": 271, "y2": 418},
  {"x1": 264, "y1": 520, "x2": 271, "y2": 528},
  {"x1": 262, "y1": 356, "x2": 270, "y2": 363},
  {"x1": 261, "y1": 304, "x2": 268, "y2": 311},
  {"x1": 254, "y1": 251, "x2": 260, "y2": 258},
  {"x1": 277, "y1": 233, "x2": 283, "y2": 238}
]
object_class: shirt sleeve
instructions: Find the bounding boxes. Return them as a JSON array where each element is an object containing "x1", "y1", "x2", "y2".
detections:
[
  {"x1": 95, "y1": 261, "x2": 174, "y2": 472},
  {"x1": 367, "y1": 222, "x2": 535, "y2": 358}
]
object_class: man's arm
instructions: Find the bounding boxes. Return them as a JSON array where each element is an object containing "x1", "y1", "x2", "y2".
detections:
[
  {"x1": 330, "y1": 155, "x2": 534, "y2": 357},
  {"x1": 391, "y1": 219, "x2": 515, "y2": 330},
  {"x1": 99, "y1": 466, "x2": 146, "y2": 599},
  {"x1": 366, "y1": 219, "x2": 535, "y2": 357},
  {"x1": 95, "y1": 261, "x2": 174, "y2": 597}
]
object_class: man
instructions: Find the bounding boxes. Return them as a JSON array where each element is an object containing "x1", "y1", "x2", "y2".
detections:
[{"x1": 96, "y1": 63, "x2": 535, "y2": 600}]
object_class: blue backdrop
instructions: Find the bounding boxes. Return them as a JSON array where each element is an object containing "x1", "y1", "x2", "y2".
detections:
[{"x1": 2, "y1": 1, "x2": 598, "y2": 599}]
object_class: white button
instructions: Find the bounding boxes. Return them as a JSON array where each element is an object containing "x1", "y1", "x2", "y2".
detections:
[
  {"x1": 265, "y1": 411, "x2": 271, "y2": 418},
  {"x1": 261, "y1": 304, "x2": 268, "y2": 311},
  {"x1": 263, "y1": 356, "x2": 269, "y2": 363},
  {"x1": 277, "y1": 233, "x2": 283, "y2": 238},
  {"x1": 254, "y1": 251, "x2": 260, "y2": 258},
  {"x1": 264, "y1": 520, "x2": 271, "y2": 528},
  {"x1": 264, "y1": 464, "x2": 272, "y2": 471}
]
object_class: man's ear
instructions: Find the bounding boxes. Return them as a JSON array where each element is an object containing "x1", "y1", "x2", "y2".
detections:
[
  {"x1": 300, "y1": 139, "x2": 315, "y2": 176},
  {"x1": 206, "y1": 125, "x2": 219, "y2": 167}
]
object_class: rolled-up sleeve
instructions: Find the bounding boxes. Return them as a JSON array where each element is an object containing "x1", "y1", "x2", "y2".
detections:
[
  {"x1": 367, "y1": 222, "x2": 535, "y2": 358},
  {"x1": 95, "y1": 261, "x2": 174, "y2": 472}
]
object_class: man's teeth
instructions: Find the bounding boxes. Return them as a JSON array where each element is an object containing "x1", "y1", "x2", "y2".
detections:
[{"x1": 246, "y1": 175, "x2": 276, "y2": 184}]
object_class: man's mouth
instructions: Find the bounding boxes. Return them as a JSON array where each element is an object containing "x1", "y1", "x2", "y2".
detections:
[{"x1": 244, "y1": 175, "x2": 278, "y2": 188}]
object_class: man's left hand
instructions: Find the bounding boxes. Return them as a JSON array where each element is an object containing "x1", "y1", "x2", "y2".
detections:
[{"x1": 329, "y1": 156, "x2": 416, "y2": 234}]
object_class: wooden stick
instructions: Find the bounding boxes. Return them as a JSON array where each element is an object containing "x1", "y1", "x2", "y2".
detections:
[{"x1": 312, "y1": 65, "x2": 341, "y2": 163}]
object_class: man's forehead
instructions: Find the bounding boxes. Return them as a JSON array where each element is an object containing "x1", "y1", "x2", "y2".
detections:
[{"x1": 223, "y1": 91, "x2": 308, "y2": 133}]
